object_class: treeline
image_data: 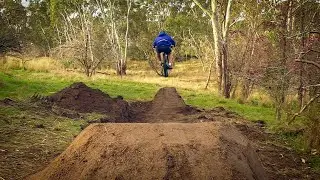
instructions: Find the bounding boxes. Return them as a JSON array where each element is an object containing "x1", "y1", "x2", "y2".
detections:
[{"x1": 1, "y1": 0, "x2": 320, "y2": 148}]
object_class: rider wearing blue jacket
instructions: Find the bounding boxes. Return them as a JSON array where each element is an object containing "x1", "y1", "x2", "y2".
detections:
[{"x1": 153, "y1": 31, "x2": 176, "y2": 68}]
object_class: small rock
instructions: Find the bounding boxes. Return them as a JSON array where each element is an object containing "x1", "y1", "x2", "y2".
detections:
[
  {"x1": 116, "y1": 96, "x2": 124, "y2": 100},
  {"x1": 35, "y1": 124, "x2": 45, "y2": 128},
  {"x1": 80, "y1": 124, "x2": 89, "y2": 130},
  {"x1": 255, "y1": 120, "x2": 266, "y2": 127}
]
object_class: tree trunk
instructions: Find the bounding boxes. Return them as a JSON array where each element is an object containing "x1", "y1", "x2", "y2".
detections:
[
  {"x1": 205, "y1": 59, "x2": 215, "y2": 89},
  {"x1": 221, "y1": 0, "x2": 232, "y2": 98},
  {"x1": 276, "y1": 0, "x2": 291, "y2": 121},
  {"x1": 193, "y1": 0, "x2": 232, "y2": 97},
  {"x1": 241, "y1": 79, "x2": 251, "y2": 101},
  {"x1": 115, "y1": 0, "x2": 131, "y2": 76},
  {"x1": 231, "y1": 77, "x2": 238, "y2": 99},
  {"x1": 210, "y1": 0, "x2": 222, "y2": 94},
  {"x1": 298, "y1": 5, "x2": 305, "y2": 109},
  {"x1": 222, "y1": 43, "x2": 231, "y2": 98}
]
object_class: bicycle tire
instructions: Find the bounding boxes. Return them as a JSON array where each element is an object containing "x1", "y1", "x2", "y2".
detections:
[{"x1": 163, "y1": 53, "x2": 169, "y2": 77}]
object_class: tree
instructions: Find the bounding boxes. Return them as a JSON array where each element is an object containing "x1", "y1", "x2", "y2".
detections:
[
  {"x1": 0, "y1": 0, "x2": 26, "y2": 55},
  {"x1": 27, "y1": 0, "x2": 52, "y2": 55},
  {"x1": 193, "y1": 0, "x2": 233, "y2": 98},
  {"x1": 95, "y1": 0, "x2": 132, "y2": 76},
  {"x1": 51, "y1": 1, "x2": 109, "y2": 77}
]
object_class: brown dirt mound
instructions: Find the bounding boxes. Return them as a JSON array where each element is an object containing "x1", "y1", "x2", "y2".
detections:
[
  {"x1": 47, "y1": 82, "x2": 131, "y2": 120},
  {"x1": 45, "y1": 84, "x2": 202, "y2": 123},
  {"x1": 152, "y1": 87, "x2": 186, "y2": 110},
  {"x1": 27, "y1": 122, "x2": 267, "y2": 180},
  {"x1": 143, "y1": 87, "x2": 200, "y2": 122}
]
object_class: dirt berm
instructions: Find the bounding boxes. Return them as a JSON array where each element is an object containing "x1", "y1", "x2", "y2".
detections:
[{"x1": 28, "y1": 122, "x2": 267, "y2": 180}]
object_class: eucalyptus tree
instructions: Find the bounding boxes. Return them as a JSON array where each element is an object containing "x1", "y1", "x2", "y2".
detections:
[
  {"x1": 0, "y1": 0, "x2": 26, "y2": 55},
  {"x1": 193, "y1": 0, "x2": 233, "y2": 98},
  {"x1": 45, "y1": 0, "x2": 133, "y2": 76},
  {"x1": 48, "y1": 0, "x2": 108, "y2": 76},
  {"x1": 26, "y1": 0, "x2": 52, "y2": 55}
]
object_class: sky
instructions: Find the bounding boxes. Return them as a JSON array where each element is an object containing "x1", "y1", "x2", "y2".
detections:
[{"x1": 21, "y1": 0, "x2": 30, "y2": 7}]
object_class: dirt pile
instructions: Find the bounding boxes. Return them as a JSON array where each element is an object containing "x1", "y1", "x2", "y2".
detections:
[
  {"x1": 28, "y1": 122, "x2": 267, "y2": 180},
  {"x1": 143, "y1": 87, "x2": 200, "y2": 122},
  {"x1": 45, "y1": 84, "x2": 207, "y2": 123},
  {"x1": 151, "y1": 87, "x2": 186, "y2": 110},
  {"x1": 47, "y1": 82, "x2": 130, "y2": 120}
]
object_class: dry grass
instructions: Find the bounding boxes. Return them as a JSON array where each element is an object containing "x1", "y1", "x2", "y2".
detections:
[
  {"x1": 0, "y1": 56, "x2": 63, "y2": 71},
  {"x1": 25, "y1": 57, "x2": 63, "y2": 71},
  {"x1": 1, "y1": 56, "x2": 270, "y2": 101},
  {"x1": 113, "y1": 59, "x2": 218, "y2": 92},
  {"x1": 0, "y1": 56, "x2": 22, "y2": 70}
]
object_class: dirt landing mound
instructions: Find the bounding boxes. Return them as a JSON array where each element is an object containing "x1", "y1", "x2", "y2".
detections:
[
  {"x1": 144, "y1": 87, "x2": 199, "y2": 122},
  {"x1": 152, "y1": 87, "x2": 186, "y2": 110},
  {"x1": 47, "y1": 82, "x2": 130, "y2": 119},
  {"x1": 28, "y1": 122, "x2": 267, "y2": 180}
]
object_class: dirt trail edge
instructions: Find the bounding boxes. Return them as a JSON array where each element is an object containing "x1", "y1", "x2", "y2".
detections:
[{"x1": 27, "y1": 122, "x2": 267, "y2": 180}]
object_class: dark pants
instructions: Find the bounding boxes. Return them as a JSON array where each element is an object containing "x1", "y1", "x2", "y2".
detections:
[{"x1": 156, "y1": 46, "x2": 172, "y2": 54}]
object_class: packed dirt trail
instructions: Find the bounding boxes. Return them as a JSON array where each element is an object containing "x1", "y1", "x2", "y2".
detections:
[{"x1": 22, "y1": 83, "x2": 318, "y2": 179}]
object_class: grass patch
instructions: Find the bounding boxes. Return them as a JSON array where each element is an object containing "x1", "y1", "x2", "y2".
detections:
[
  {"x1": 180, "y1": 90, "x2": 276, "y2": 125},
  {"x1": 310, "y1": 156, "x2": 320, "y2": 173},
  {"x1": 0, "y1": 103, "x2": 86, "y2": 179},
  {"x1": 0, "y1": 70, "x2": 160, "y2": 101}
]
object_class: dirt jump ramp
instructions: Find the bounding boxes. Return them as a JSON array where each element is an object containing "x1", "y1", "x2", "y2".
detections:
[
  {"x1": 28, "y1": 122, "x2": 268, "y2": 180},
  {"x1": 144, "y1": 87, "x2": 197, "y2": 122}
]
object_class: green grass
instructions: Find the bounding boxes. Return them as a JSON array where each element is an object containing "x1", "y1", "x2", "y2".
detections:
[
  {"x1": 0, "y1": 70, "x2": 276, "y2": 124},
  {"x1": 0, "y1": 70, "x2": 70, "y2": 99},
  {"x1": 310, "y1": 157, "x2": 320, "y2": 173},
  {"x1": 180, "y1": 90, "x2": 276, "y2": 125},
  {"x1": 0, "y1": 70, "x2": 160, "y2": 101}
]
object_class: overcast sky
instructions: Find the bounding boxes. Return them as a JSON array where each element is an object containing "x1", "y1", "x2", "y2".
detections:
[{"x1": 21, "y1": 0, "x2": 30, "y2": 7}]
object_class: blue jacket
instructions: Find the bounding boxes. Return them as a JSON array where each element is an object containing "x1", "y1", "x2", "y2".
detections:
[{"x1": 153, "y1": 32, "x2": 176, "y2": 48}]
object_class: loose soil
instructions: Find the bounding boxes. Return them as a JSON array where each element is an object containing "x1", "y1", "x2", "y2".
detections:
[
  {"x1": 28, "y1": 123, "x2": 267, "y2": 180},
  {"x1": 47, "y1": 82, "x2": 131, "y2": 121},
  {"x1": 1, "y1": 82, "x2": 319, "y2": 179}
]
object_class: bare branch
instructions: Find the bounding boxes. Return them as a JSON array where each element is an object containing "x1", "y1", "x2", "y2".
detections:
[
  {"x1": 192, "y1": 0, "x2": 213, "y2": 18},
  {"x1": 288, "y1": 94, "x2": 320, "y2": 125},
  {"x1": 143, "y1": 50, "x2": 162, "y2": 76},
  {"x1": 302, "y1": 84, "x2": 320, "y2": 89},
  {"x1": 309, "y1": 49, "x2": 320, "y2": 54},
  {"x1": 295, "y1": 60, "x2": 320, "y2": 69},
  {"x1": 288, "y1": 31, "x2": 320, "y2": 39}
]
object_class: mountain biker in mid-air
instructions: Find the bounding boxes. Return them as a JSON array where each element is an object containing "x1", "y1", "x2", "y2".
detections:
[{"x1": 152, "y1": 31, "x2": 176, "y2": 69}]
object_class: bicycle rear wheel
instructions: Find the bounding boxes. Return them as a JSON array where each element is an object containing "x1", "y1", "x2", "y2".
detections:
[{"x1": 163, "y1": 54, "x2": 169, "y2": 77}]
